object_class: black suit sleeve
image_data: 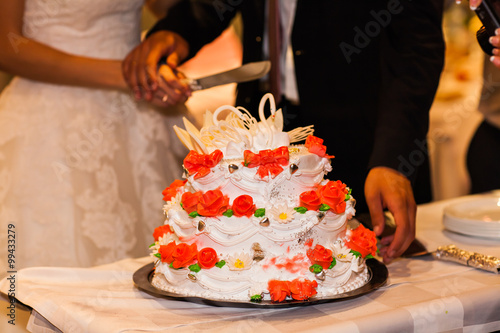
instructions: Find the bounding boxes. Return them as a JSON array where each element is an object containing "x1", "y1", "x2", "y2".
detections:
[
  {"x1": 368, "y1": 0, "x2": 445, "y2": 182},
  {"x1": 147, "y1": 0, "x2": 240, "y2": 60}
]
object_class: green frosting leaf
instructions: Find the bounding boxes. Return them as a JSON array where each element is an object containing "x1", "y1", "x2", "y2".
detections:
[
  {"x1": 189, "y1": 263, "x2": 201, "y2": 272},
  {"x1": 154, "y1": 253, "x2": 161, "y2": 259},
  {"x1": 319, "y1": 204, "x2": 330, "y2": 211},
  {"x1": 350, "y1": 250, "x2": 361, "y2": 258},
  {"x1": 180, "y1": 202, "x2": 184, "y2": 208},
  {"x1": 250, "y1": 294, "x2": 263, "y2": 302},
  {"x1": 189, "y1": 211, "x2": 200, "y2": 218},
  {"x1": 365, "y1": 254, "x2": 375, "y2": 259},
  {"x1": 309, "y1": 264, "x2": 323, "y2": 274},
  {"x1": 328, "y1": 258, "x2": 337, "y2": 269},
  {"x1": 215, "y1": 260, "x2": 226, "y2": 268},
  {"x1": 345, "y1": 189, "x2": 353, "y2": 201},
  {"x1": 254, "y1": 208, "x2": 266, "y2": 217},
  {"x1": 223, "y1": 209, "x2": 234, "y2": 217},
  {"x1": 149, "y1": 242, "x2": 156, "y2": 248},
  {"x1": 294, "y1": 207, "x2": 307, "y2": 214}
]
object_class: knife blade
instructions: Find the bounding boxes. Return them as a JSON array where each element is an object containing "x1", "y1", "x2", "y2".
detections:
[{"x1": 184, "y1": 61, "x2": 271, "y2": 91}]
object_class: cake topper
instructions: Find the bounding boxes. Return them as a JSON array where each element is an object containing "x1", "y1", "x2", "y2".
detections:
[{"x1": 173, "y1": 94, "x2": 314, "y2": 158}]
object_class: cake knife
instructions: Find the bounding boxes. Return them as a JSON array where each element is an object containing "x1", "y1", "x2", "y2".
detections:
[
  {"x1": 159, "y1": 60, "x2": 271, "y2": 91},
  {"x1": 403, "y1": 244, "x2": 500, "y2": 274},
  {"x1": 356, "y1": 213, "x2": 500, "y2": 274}
]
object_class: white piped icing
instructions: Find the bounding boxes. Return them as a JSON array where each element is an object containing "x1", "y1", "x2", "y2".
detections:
[{"x1": 151, "y1": 94, "x2": 372, "y2": 302}]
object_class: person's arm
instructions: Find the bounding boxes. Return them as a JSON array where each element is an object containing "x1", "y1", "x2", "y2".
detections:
[
  {"x1": 366, "y1": 0, "x2": 445, "y2": 263},
  {"x1": 0, "y1": 1, "x2": 127, "y2": 90},
  {"x1": 123, "y1": 0, "x2": 238, "y2": 102}
]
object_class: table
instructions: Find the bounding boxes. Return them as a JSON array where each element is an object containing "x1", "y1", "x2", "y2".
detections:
[{"x1": 1, "y1": 194, "x2": 500, "y2": 333}]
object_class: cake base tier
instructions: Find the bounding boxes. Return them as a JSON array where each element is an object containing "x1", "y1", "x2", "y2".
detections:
[{"x1": 133, "y1": 259, "x2": 388, "y2": 308}]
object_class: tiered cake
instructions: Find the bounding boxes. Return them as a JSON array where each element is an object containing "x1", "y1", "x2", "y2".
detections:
[{"x1": 149, "y1": 94, "x2": 377, "y2": 302}]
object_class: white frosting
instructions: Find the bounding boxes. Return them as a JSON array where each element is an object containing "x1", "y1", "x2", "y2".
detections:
[{"x1": 152, "y1": 94, "x2": 369, "y2": 302}]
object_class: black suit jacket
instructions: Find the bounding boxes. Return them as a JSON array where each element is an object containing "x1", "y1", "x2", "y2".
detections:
[{"x1": 150, "y1": 0, "x2": 445, "y2": 212}]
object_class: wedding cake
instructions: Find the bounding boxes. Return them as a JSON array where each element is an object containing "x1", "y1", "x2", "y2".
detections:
[{"x1": 149, "y1": 94, "x2": 377, "y2": 302}]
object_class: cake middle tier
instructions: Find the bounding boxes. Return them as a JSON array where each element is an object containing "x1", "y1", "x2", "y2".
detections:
[{"x1": 185, "y1": 146, "x2": 333, "y2": 207}]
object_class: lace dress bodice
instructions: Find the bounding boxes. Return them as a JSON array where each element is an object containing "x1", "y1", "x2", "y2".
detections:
[{"x1": 23, "y1": 0, "x2": 143, "y2": 59}]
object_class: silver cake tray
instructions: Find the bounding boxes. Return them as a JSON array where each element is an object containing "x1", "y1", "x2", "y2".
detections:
[{"x1": 132, "y1": 259, "x2": 388, "y2": 308}]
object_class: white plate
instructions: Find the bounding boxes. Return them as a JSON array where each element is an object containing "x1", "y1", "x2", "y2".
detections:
[{"x1": 443, "y1": 196, "x2": 500, "y2": 239}]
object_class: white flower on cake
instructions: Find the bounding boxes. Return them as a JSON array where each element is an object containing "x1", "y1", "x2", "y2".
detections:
[
  {"x1": 158, "y1": 232, "x2": 180, "y2": 246},
  {"x1": 331, "y1": 241, "x2": 354, "y2": 262},
  {"x1": 268, "y1": 204, "x2": 295, "y2": 224},
  {"x1": 248, "y1": 283, "x2": 266, "y2": 298},
  {"x1": 227, "y1": 252, "x2": 253, "y2": 271},
  {"x1": 162, "y1": 193, "x2": 182, "y2": 214}
]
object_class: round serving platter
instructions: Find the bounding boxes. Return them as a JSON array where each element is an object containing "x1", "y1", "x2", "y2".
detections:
[{"x1": 132, "y1": 259, "x2": 388, "y2": 308}]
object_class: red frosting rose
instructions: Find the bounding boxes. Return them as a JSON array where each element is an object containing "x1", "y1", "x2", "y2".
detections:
[
  {"x1": 289, "y1": 278, "x2": 318, "y2": 300},
  {"x1": 268, "y1": 280, "x2": 291, "y2": 302},
  {"x1": 158, "y1": 241, "x2": 177, "y2": 263},
  {"x1": 153, "y1": 225, "x2": 173, "y2": 241},
  {"x1": 307, "y1": 244, "x2": 334, "y2": 269},
  {"x1": 305, "y1": 135, "x2": 334, "y2": 158},
  {"x1": 243, "y1": 147, "x2": 289, "y2": 179},
  {"x1": 197, "y1": 189, "x2": 229, "y2": 217},
  {"x1": 299, "y1": 190, "x2": 322, "y2": 211},
  {"x1": 345, "y1": 224, "x2": 378, "y2": 258},
  {"x1": 317, "y1": 180, "x2": 348, "y2": 214},
  {"x1": 181, "y1": 191, "x2": 202, "y2": 214},
  {"x1": 183, "y1": 149, "x2": 223, "y2": 179},
  {"x1": 171, "y1": 242, "x2": 198, "y2": 269},
  {"x1": 162, "y1": 179, "x2": 187, "y2": 201},
  {"x1": 197, "y1": 247, "x2": 218, "y2": 269},
  {"x1": 232, "y1": 195, "x2": 256, "y2": 217}
]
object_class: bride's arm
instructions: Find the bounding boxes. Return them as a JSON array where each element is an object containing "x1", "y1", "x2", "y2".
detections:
[{"x1": 0, "y1": 1, "x2": 128, "y2": 90}]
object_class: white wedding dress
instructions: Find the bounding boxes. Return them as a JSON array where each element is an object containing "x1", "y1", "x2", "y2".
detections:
[{"x1": 0, "y1": 0, "x2": 189, "y2": 270}]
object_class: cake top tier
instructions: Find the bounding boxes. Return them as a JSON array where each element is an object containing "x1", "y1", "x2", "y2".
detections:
[{"x1": 174, "y1": 94, "x2": 315, "y2": 159}]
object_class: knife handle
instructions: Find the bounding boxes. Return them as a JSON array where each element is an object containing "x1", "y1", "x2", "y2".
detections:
[
  {"x1": 157, "y1": 57, "x2": 199, "y2": 90},
  {"x1": 433, "y1": 245, "x2": 500, "y2": 274}
]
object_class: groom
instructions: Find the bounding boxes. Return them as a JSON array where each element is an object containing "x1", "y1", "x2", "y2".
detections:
[{"x1": 122, "y1": 0, "x2": 445, "y2": 263}]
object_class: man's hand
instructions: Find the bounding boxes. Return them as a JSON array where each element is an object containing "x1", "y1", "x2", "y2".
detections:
[
  {"x1": 122, "y1": 30, "x2": 191, "y2": 104},
  {"x1": 365, "y1": 167, "x2": 417, "y2": 264}
]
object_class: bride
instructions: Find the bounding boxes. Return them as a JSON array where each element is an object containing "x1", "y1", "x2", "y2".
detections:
[{"x1": 0, "y1": 0, "x2": 188, "y2": 270}]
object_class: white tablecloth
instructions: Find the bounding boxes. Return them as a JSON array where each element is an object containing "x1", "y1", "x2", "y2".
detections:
[{"x1": 2, "y1": 194, "x2": 500, "y2": 333}]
